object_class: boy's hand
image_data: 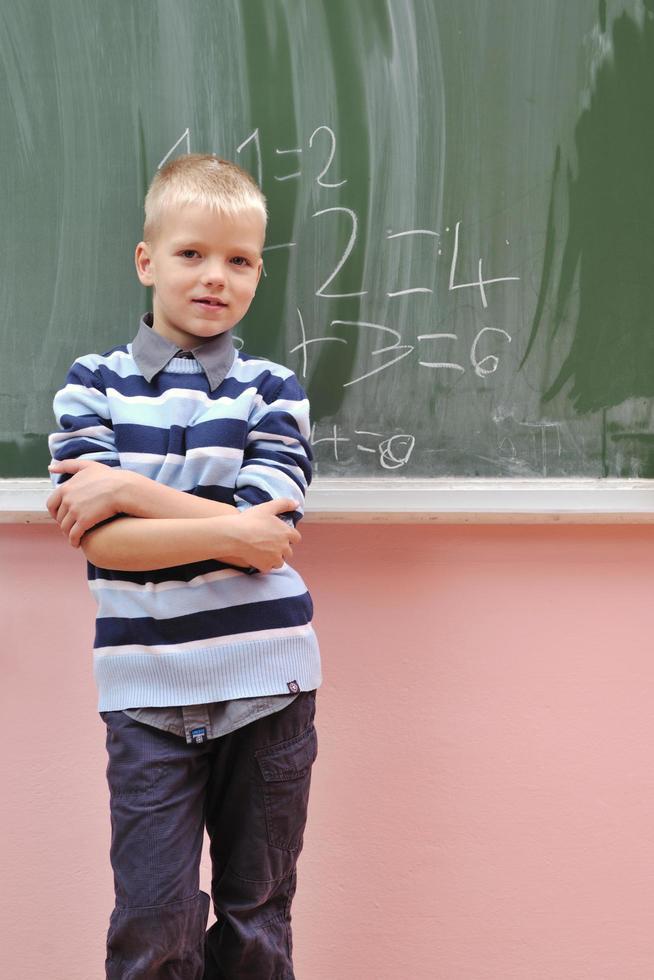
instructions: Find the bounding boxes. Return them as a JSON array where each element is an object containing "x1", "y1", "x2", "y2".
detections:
[
  {"x1": 46, "y1": 459, "x2": 137, "y2": 547},
  {"x1": 219, "y1": 499, "x2": 302, "y2": 573}
]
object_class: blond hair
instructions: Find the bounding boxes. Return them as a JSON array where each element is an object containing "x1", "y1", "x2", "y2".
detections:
[{"x1": 143, "y1": 153, "x2": 267, "y2": 242}]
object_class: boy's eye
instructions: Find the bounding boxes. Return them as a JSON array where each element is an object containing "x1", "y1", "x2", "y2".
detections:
[
  {"x1": 231, "y1": 256, "x2": 250, "y2": 266},
  {"x1": 180, "y1": 249, "x2": 199, "y2": 259}
]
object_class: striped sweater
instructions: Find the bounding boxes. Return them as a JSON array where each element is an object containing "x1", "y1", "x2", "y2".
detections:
[{"x1": 48, "y1": 314, "x2": 322, "y2": 712}]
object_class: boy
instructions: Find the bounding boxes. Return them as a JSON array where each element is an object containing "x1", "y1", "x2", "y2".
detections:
[{"x1": 46, "y1": 154, "x2": 322, "y2": 980}]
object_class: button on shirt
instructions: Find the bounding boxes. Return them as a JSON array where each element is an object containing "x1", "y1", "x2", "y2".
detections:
[{"x1": 121, "y1": 314, "x2": 298, "y2": 742}]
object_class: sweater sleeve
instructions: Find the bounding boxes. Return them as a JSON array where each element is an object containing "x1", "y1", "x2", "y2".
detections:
[
  {"x1": 233, "y1": 371, "x2": 313, "y2": 527},
  {"x1": 48, "y1": 358, "x2": 121, "y2": 490}
]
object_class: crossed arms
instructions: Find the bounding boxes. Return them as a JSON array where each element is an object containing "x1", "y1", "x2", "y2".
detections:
[
  {"x1": 46, "y1": 461, "x2": 300, "y2": 573},
  {"x1": 47, "y1": 361, "x2": 310, "y2": 573}
]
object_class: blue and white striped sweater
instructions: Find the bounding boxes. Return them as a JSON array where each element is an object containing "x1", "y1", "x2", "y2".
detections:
[{"x1": 48, "y1": 338, "x2": 322, "y2": 711}]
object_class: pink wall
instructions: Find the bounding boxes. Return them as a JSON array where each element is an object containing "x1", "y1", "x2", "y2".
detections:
[{"x1": 3, "y1": 521, "x2": 654, "y2": 979}]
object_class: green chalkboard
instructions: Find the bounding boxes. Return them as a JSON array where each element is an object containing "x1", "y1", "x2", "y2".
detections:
[{"x1": 2, "y1": 0, "x2": 654, "y2": 479}]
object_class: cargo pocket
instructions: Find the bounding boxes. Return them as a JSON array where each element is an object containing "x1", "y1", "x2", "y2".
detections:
[{"x1": 255, "y1": 723, "x2": 318, "y2": 851}]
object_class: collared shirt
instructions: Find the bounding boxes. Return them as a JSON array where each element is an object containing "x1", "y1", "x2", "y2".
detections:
[
  {"x1": 122, "y1": 312, "x2": 298, "y2": 743},
  {"x1": 131, "y1": 310, "x2": 236, "y2": 392}
]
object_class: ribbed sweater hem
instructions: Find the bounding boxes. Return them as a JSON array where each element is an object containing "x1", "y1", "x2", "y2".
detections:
[{"x1": 93, "y1": 629, "x2": 322, "y2": 711}]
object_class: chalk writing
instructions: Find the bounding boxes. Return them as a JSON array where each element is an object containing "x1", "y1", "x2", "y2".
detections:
[
  {"x1": 386, "y1": 229, "x2": 439, "y2": 298},
  {"x1": 158, "y1": 128, "x2": 191, "y2": 170},
  {"x1": 309, "y1": 126, "x2": 347, "y2": 188},
  {"x1": 449, "y1": 221, "x2": 520, "y2": 309},
  {"x1": 313, "y1": 207, "x2": 367, "y2": 298},
  {"x1": 273, "y1": 146, "x2": 303, "y2": 182},
  {"x1": 236, "y1": 124, "x2": 346, "y2": 189},
  {"x1": 236, "y1": 128, "x2": 263, "y2": 188},
  {"x1": 311, "y1": 423, "x2": 416, "y2": 471}
]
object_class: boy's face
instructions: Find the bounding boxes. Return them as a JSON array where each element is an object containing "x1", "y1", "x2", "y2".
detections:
[{"x1": 134, "y1": 203, "x2": 265, "y2": 349}]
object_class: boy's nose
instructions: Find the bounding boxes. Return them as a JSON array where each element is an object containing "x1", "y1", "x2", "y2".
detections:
[{"x1": 202, "y1": 263, "x2": 227, "y2": 286}]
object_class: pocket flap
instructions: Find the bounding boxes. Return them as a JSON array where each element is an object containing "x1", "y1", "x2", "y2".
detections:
[{"x1": 255, "y1": 725, "x2": 318, "y2": 782}]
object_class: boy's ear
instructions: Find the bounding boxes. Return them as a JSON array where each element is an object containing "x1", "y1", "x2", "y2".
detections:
[
  {"x1": 134, "y1": 241, "x2": 154, "y2": 286},
  {"x1": 255, "y1": 258, "x2": 263, "y2": 287}
]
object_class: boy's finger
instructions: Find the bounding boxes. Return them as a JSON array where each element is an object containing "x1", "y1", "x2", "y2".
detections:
[
  {"x1": 48, "y1": 458, "x2": 90, "y2": 471},
  {"x1": 45, "y1": 491, "x2": 60, "y2": 517},
  {"x1": 279, "y1": 498, "x2": 298, "y2": 510},
  {"x1": 69, "y1": 525, "x2": 82, "y2": 548}
]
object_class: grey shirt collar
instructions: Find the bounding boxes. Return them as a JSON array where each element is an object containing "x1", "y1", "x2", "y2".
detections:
[{"x1": 131, "y1": 312, "x2": 236, "y2": 392}]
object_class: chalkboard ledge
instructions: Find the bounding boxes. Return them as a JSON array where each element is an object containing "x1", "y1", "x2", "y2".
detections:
[{"x1": 3, "y1": 477, "x2": 654, "y2": 524}]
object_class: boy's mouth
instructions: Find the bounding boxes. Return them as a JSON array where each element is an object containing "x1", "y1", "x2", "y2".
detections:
[{"x1": 193, "y1": 297, "x2": 227, "y2": 307}]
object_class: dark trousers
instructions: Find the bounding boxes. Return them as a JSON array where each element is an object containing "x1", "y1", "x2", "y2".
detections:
[{"x1": 99, "y1": 689, "x2": 318, "y2": 979}]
